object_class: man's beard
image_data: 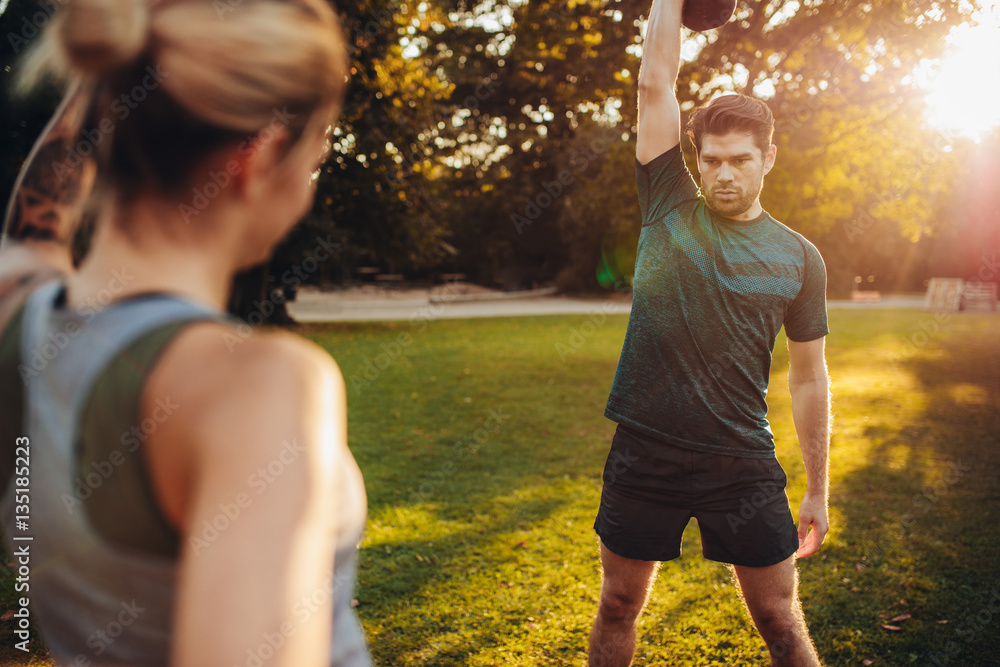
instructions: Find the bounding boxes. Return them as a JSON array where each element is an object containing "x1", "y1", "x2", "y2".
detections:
[{"x1": 704, "y1": 177, "x2": 763, "y2": 218}]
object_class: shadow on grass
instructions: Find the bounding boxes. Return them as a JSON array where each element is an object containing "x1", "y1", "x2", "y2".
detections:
[
  {"x1": 350, "y1": 343, "x2": 623, "y2": 665},
  {"x1": 359, "y1": 493, "x2": 570, "y2": 663},
  {"x1": 809, "y1": 316, "x2": 1000, "y2": 666}
]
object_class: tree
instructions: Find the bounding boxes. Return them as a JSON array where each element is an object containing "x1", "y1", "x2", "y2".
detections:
[
  {"x1": 387, "y1": 0, "x2": 977, "y2": 293},
  {"x1": 3, "y1": 0, "x2": 986, "y2": 299}
]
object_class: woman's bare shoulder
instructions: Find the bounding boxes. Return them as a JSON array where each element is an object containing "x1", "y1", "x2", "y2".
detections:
[
  {"x1": 147, "y1": 321, "x2": 344, "y2": 457},
  {"x1": 151, "y1": 321, "x2": 343, "y2": 415}
]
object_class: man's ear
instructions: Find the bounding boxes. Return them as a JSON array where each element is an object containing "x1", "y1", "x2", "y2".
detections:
[
  {"x1": 763, "y1": 144, "x2": 777, "y2": 175},
  {"x1": 232, "y1": 127, "x2": 292, "y2": 198}
]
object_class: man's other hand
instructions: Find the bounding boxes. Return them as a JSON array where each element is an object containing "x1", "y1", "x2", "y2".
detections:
[{"x1": 796, "y1": 494, "x2": 829, "y2": 558}]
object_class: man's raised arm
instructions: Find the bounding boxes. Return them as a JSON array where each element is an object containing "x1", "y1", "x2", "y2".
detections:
[{"x1": 636, "y1": 0, "x2": 684, "y2": 165}]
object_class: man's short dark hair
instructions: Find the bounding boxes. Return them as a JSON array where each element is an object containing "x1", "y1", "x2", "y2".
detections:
[{"x1": 685, "y1": 94, "x2": 774, "y2": 156}]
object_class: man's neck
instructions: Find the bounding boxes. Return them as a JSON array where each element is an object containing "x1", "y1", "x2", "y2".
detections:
[{"x1": 724, "y1": 200, "x2": 763, "y2": 221}]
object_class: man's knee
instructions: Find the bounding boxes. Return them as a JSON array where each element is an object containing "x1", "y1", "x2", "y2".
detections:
[
  {"x1": 765, "y1": 626, "x2": 809, "y2": 660},
  {"x1": 598, "y1": 587, "x2": 647, "y2": 624},
  {"x1": 753, "y1": 604, "x2": 799, "y2": 644}
]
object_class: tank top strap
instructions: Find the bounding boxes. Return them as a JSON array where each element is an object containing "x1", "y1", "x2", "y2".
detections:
[{"x1": 20, "y1": 279, "x2": 228, "y2": 454}]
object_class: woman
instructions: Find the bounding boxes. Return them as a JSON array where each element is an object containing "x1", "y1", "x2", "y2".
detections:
[{"x1": 0, "y1": 0, "x2": 370, "y2": 665}]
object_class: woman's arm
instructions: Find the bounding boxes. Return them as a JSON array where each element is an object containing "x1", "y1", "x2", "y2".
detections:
[{"x1": 144, "y1": 324, "x2": 348, "y2": 667}]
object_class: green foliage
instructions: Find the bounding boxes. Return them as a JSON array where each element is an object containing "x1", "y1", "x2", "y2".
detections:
[
  {"x1": 2, "y1": 0, "x2": 997, "y2": 290},
  {"x1": 305, "y1": 0, "x2": 989, "y2": 290},
  {"x1": 306, "y1": 1, "x2": 459, "y2": 274}
]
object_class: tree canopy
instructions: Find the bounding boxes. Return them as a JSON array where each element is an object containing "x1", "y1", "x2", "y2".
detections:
[{"x1": 2, "y1": 0, "x2": 996, "y2": 297}]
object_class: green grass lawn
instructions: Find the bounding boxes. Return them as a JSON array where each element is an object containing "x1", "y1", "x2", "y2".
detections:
[
  {"x1": 312, "y1": 308, "x2": 1000, "y2": 666},
  {"x1": 2, "y1": 308, "x2": 998, "y2": 666}
]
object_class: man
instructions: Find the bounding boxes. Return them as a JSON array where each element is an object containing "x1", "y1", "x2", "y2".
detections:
[{"x1": 588, "y1": 1, "x2": 831, "y2": 665}]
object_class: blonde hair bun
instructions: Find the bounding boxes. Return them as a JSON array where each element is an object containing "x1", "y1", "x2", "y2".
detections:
[
  {"x1": 14, "y1": 0, "x2": 347, "y2": 197},
  {"x1": 58, "y1": 0, "x2": 150, "y2": 74}
]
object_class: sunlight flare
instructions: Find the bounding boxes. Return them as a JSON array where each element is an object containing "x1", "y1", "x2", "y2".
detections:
[{"x1": 922, "y1": 2, "x2": 1000, "y2": 141}]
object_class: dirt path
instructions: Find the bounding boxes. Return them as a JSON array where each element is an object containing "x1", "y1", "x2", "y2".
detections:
[{"x1": 286, "y1": 286, "x2": 932, "y2": 323}]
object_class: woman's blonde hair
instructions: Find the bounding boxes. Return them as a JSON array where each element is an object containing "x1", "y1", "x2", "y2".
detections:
[{"x1": 16, "y1": 0, "x2": 349, "y2": 198}]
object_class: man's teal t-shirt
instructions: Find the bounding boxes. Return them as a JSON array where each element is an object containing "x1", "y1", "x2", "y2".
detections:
[{"x1": 605, "y1": 144, "x2": 829, "y2": 459}]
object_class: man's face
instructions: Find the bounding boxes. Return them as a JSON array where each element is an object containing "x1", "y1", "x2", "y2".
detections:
[{"x1": 697, "y1": 132, "x2": 776, "y2": 220}]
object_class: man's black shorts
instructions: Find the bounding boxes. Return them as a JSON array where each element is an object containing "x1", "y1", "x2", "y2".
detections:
[{"x1": 593, "y1": 423, "x2": 799, "y2": 567}]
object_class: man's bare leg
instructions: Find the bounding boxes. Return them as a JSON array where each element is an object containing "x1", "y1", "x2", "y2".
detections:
[
  {"x1": 588, "y1": 541, "x2": 659, "y2": 667},
  {"x1": 732, "y1": 554, "x2": 821, "y2": 667}
]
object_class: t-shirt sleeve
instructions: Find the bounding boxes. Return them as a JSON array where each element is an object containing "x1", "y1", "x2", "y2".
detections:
[
  {"x1": 784, "y1": 239, "x2": 829, "y2": 342},
  {"x1": 635, "y1": 143, "x2": 700, "y2": 227}
]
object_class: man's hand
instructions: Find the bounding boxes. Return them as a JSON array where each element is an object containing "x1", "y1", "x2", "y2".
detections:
[{"x1": 796, "y1": 493, "x2": 829, "y2": 558}]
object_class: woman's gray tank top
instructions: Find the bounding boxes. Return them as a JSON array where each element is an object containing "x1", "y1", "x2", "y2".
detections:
[{"x1": 0, "y1": 280, "x2": 371, "y2": 666}]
